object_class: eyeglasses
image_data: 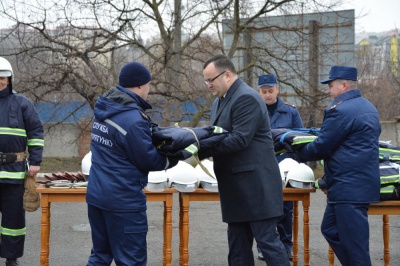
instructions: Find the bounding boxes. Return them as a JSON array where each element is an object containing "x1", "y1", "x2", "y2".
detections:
[{"x1": 204, "y1": 71, "x2": 226, "y2": 85}]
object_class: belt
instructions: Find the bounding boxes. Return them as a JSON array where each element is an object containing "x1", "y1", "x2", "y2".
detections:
[{"x1": 0, "y1": 152, "x2": 25, "y2": 164}]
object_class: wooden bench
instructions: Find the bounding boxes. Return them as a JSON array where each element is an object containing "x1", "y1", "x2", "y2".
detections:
[{"x1": 329, "y1": 200, "x2": 400, "y2": 266}]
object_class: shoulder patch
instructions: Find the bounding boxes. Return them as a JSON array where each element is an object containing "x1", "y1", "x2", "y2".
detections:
[
  {"x1": 139, "y1": 110, "x2": 150, "y2": 121},
  {"x1": 329, "y1": 101, "x2": 343, "y2": 110},
  {"x1": 284, "y1": 102, "x2": 296, "y2": 108}
]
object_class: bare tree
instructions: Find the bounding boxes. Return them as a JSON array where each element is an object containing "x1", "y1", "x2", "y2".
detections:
[
  {"x1": 1, "y1": 0, "x2": 357, "y2": 131},
  {"x1": 356, "y1": 34, "x2": 400, "y2": 121}
]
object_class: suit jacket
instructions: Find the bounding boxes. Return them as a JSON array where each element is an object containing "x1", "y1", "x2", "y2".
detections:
[{"x1": 202, "y1": 78, "x2": 283, "y2": 223}]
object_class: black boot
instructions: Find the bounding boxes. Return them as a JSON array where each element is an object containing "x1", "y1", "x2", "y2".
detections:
[{"x1": 5, "y1": 259, "x2": 19, "y2": 266}]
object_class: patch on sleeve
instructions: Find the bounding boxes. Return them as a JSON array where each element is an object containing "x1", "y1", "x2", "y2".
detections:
[
  {"x1": 139, "y1": 110, "x2": 150, "y2": 121},
  {"x1": 330, "y1": 101, "x2": 343, "y2": 110},
  {"x1": 284, "y1": 102, "x2": 296, "y2": 108}
]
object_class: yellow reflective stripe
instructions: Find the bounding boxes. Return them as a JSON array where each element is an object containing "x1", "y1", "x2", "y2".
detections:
[
  {"x1": 380, "y1": 175, "x2": 399, "y2": 184},
  {"x1": 213, "y1": 126, "x2": 223, "y2": 134},
  {"x1": 0, "y1": 171, "x2": 25, "y2": 180},
  {"x1": 292, "y1": 136, "x2": 317, "y2": 145},
  {"x1": 185, "y1": 144, "x2": 198, "y2": 155},
  {"x1": 27, "y1": 138, "x2": 44, "y2": 146},
  {"x1": 0, "y1": 127, "x2": 27, "y2": 137},
  {"x1": 1, "y1": 226, "x2": 26, "y2": 236},
  {"x1": 381, "y1": 186, "x2": 395, "y2": 194},
  {"x1": 379, "y1": 148, "x2": 400, "y2": 160}
]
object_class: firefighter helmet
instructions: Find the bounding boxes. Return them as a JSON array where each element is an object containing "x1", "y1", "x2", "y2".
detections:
[
  {"x1": 278, "y1": 158, "x2": 299, "y2": 186},
  {"x1": 81, "y1": 152, "x2": 92, "y2": 180},
  {"x1": 0, "y1": 57, "x2": 14, "y2": 93},
  {"x1": 285, "y1": 163, "x2": 315, "y2": 189}
]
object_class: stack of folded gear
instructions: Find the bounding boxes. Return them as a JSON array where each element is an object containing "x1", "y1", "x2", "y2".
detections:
[
  {"x1": 152, "y1": 124, "x2": 228, "y2": 160},
  {"x1": 194, "y1": 159, "x2": 218, "y2": 192},
  {"x1": 167, "y1": 161, "x2": 199, "y2": 192},
  {"x1": 271, "y1": 128, "x2": 320, "y2": 155},
  {"x1": 378, "y1": 141, "x2": 400, "y2": 200}
]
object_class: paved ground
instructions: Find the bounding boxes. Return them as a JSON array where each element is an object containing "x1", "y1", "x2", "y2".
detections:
[{"x1": 14, "y1": 190, "x2": 400, "y2": 265}]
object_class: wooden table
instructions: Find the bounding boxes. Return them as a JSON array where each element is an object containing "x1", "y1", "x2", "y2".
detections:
[
  {"x1": 328, "y1": 200, "x2": 400, "y2": 266},
  {"x1": 36, "y1": 186, "x2": 176, "y2": 266},
  {"x1": 178, "y1": 188, "x2": 316, "y2": 266}
]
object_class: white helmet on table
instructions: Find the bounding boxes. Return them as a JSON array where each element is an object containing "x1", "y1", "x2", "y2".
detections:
[
  {"x1": 81, "y1": 152, "x2": 92, "y2": 180},
  {"x1": 278, "y1": 158, "x2": 299, "y2": 187},
  {"x1": 285, "y1": 163, "x2": 315, "y2": 189}
]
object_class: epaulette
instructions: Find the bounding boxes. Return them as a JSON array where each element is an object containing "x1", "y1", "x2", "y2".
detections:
[
  {"x1": 139, "y1": 110, "x2": 151, "y2": 121},
  {"x1": 284, "y1": 102, "x2": 296, "y2": 108},
  {"x1": 330, "y1": 101, "x2": 343, "y2": 110}
]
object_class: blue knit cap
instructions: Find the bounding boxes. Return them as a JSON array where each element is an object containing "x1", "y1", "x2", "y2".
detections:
[{"x1": 118, "y1": 62, "x2": 151, "y2": 88}]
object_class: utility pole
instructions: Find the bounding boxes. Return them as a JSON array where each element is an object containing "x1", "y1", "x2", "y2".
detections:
[{"x1": 308, "y1": 20, "x2": 319, "y2": 128}]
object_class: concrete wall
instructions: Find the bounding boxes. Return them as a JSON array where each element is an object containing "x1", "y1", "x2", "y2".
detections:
[
  {"x1": 380, "y1": 119, "x2": 400, "y2": 146},
  {"x1": 43, "y1": 122, "x2": 90, "y2": 158},
  {"x1": 42, "y1": 118, "x2": 400, "y2": 158}
]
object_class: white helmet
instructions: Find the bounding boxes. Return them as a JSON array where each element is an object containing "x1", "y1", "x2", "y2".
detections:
[
  {"x1": 0, "y1": 57, "x2": 14, "y2": 93},
  {"x1": 278, "y1": 158, "x2": 299, "y2": 186},
  {"x1": 194, "y1": 159, "x2": 218, "y2": 192},
  {"x1": 167, "y1": 161, "x2": 199, "y2": 192},
  {"x1": 286, "y1": 163, "x2": 315, "y2": 189},
  {"x1": 146, "y1": 170, "x2": 168, "y2": 192},
  {"x1": 81, "y1": 152, "x2": 92, "y2": 179}
]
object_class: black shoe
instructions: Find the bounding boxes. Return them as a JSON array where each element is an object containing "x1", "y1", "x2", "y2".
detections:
[
  {"x1": 257, "y1": 249, "x2": 265, "y2": 261},
  {"x1": 5, "y1": 259, "x2": 19, "y2": 266}
]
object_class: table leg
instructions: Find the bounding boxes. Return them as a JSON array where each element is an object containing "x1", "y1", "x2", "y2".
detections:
[
  {"x1": 163, "y1": 194, "x2": 173, "y2": 266},
  {"x1": 179, "y1": 194, "x2": 190, "y2": 266},
  {"x1": 328, "y1": 246, "x2": 334, "y2": 266},
  {"x1": 40, "y1": 195, "x2": 50, "y2": 266},
  {"x1": 383, "y1": 214, "x2": 390, "y2": 266},
  {"x1": 179, "y1": 195, "x2": 183, "y2": 265},
  {"x1": 302, "y1": 197, "x2": 310, "y2": 266},
  {"x1": 292, "y1": 201, "x2": 299, "y2": 266}
]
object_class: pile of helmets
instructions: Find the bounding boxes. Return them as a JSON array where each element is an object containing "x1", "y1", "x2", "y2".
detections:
[
  {"x1": 81, "y1": 151, "x2": 218, "y2": 192},
  {"x1": 278, "y1": 158, "x2": 315, "y2": 189}
]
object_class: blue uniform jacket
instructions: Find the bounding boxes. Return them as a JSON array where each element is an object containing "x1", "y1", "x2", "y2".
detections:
[
  {"x1": 86, "y1": 86, "x2": 176, "y2": 212},
  {"x1": 299, "y1": 89, "x2": 381, "y2": 203},
  {"x1": 0, "y1": 88, "x2": 44, "y2": 183},
  {"x1": 270, "y1": 98, "x2": 303, "y2": 129},
  {"x1": 270, "y1": 98, "x2": 303, "y2": 162}
]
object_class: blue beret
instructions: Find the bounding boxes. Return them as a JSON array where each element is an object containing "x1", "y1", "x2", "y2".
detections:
[
  {"x1": 320, "y1": 66, "x2": 357, "y2": 84},
  {"x1": 258, "y1": 74, "x2": 277, "y2": 88}
]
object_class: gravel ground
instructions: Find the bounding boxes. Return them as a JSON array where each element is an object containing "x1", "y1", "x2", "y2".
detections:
[{"x1": 13, "y1": 188, "x2": 400, "y2": 265}]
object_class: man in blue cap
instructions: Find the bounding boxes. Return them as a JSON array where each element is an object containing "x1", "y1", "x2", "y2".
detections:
[
  {"x1": 296, "y1": 66, "x2": 381, "y2": 266},
  {"x1": 256, "y1": 74, "x2": 303, "y2": 261}
]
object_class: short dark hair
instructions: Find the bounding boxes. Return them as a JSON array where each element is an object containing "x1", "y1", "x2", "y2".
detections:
[{"x1": 203, "y1": 54, "x2": 237, "y2": 74}]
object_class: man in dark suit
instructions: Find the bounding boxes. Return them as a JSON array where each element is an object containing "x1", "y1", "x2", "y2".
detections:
[{"x1": 199, "y1": 54, "x2": 290, "y2": 266}]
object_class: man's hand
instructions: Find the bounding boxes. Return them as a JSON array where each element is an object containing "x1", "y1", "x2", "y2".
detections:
[{"x1": 28, "y1": 165, "x2": 40, "y2": 177}]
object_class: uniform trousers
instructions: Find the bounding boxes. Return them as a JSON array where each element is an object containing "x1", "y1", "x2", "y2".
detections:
[
  {"x1": 277, "y1": 201, "x2": 293, "y2": 252},
  {"x1": 227, "y1": 216, "x2": 290, "y2": 266},
  {"x1": 87, "y1": 204, "x2": 148, "y2": 266},
  {"x1": 0, "y1": 184, "x2": 25, "y2": 259},
  {"x1": 322, "y1": 202, "x2": 371, "y2": 266}
]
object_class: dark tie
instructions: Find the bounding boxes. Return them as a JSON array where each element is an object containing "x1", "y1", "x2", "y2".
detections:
[{"x1": 217, "y1": 97, "x2": 224, "y2": 110}]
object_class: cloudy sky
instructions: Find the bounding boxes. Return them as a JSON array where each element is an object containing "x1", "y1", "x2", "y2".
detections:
[{"x1": 341, "y1": 0, "x2": 400, "y2": 32}]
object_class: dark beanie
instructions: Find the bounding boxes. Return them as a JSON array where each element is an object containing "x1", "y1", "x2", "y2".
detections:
[{"x1": 118, "y1": 62, "x2": 151, "y2": 88}]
